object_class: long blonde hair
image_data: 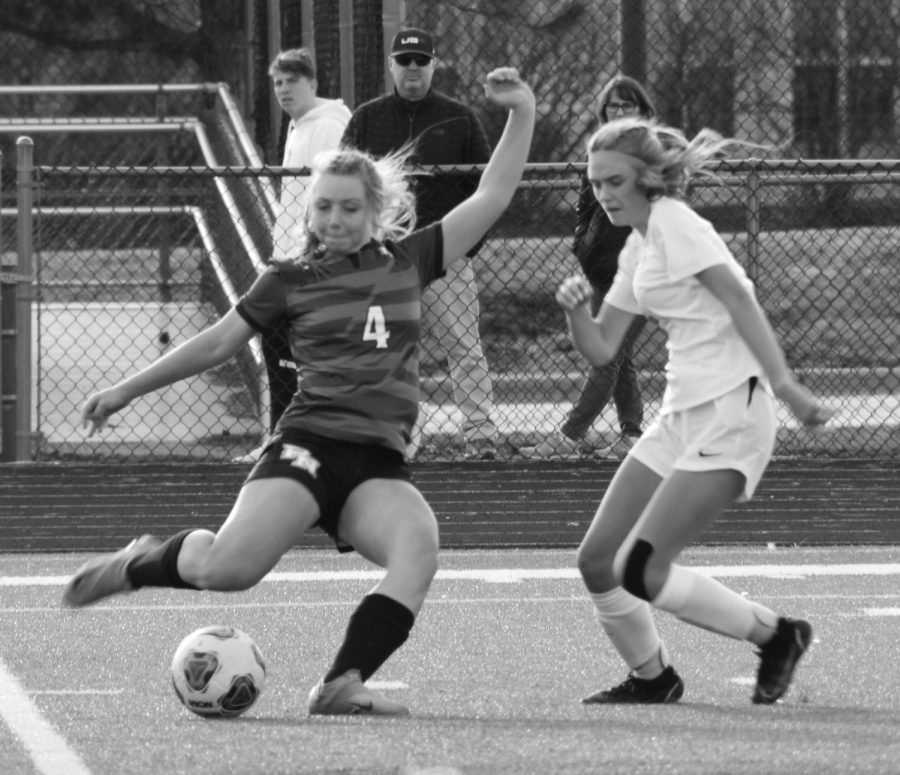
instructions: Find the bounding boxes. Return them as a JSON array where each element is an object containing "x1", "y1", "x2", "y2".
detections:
[
  {"x1": 588, "y1": 117, "x2": 766, "y2": 199},
  {"x1": 296, "y1": 147, "x2": 418, "y2": 259}
]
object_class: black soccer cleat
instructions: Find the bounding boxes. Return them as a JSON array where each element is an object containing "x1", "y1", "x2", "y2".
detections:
[
  {"x1": 62, "y1": 534, "x2": 161, "y2": 607},
  {"x1": 752, "y1": 617, "x2": 812, "y2": 704},
  {"x1": 582, "y1": 665, "x2": 684, "y2": 705}
]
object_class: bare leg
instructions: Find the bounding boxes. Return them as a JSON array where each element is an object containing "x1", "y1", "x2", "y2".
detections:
[
  {"x1": 306, "y1": 478, "x2": 440, "y2": 714},
  {"x1": 338, "y1": 478, "x2": 440, "y2": 613},
  {"x1": 178, "y1": 478, "x2": 319, "y2": 590},
  {"x1": 614, "y1": 469, "x2": 778, "y2": 644},
  {"x1": 577, "y1": 458, "x2": 670, "y2": 675}
]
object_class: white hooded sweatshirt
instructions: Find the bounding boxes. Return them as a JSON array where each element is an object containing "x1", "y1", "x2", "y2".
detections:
[{"x1": 273, "y1": 98, "x2": 351, "y2": 258}]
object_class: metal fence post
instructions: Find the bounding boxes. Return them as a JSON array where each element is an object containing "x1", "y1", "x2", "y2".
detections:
[
  {"x1": 338, "y1": 0, "x2": 355, "y2": 109},
  {"x1": 744, "y1": 161, "x2": 761, "y2": 284},
  {"x1": 619, "y1": 0, "x2": 647, "y2": 82},
  {"x1": 13, "y1": 137, "x2": 34, "y2": 460},
  {"x1": 381, "y1": 0, "x2": 403, "y2": 94},
  {"x1": 0, "y1": 150, "x2": 5, "y2": 457},
  {"x1": 1, "y1": 146, "x2": 18, "y2": 460}
]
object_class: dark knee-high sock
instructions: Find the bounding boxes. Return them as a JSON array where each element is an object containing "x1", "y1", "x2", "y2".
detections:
[
  {"x1": 324, "y1": 593, "x2": 415, "y2": 683},
  {"x1": 127, "y1": 530, "x2": 199, "y2": 590}
]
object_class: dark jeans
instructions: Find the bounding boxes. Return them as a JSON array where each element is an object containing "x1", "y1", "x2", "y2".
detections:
[{"x1": 561, "y1": 313, "x2": 646, "y2": 440}]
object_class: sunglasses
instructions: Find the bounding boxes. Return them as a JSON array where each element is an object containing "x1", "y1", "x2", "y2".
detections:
[{"x1": 393, "y1": 53, "x2": 433, "y2": 67}]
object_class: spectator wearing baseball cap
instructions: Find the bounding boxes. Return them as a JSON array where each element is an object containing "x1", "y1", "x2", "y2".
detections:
[
  {"x1": 389, "y1": 28, "x2": 436, "y2": 58},
  {"x1": 341, "y1": 26, "x2": 501, "y2": 461}
]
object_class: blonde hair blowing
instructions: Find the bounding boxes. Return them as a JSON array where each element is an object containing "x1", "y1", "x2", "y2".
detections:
[
  {"x1": 296, "y1": 147, "x2": 418, "y2": 258},
  {"x1": 587, "y1": 117, "x2": 764, "y2": 200}
]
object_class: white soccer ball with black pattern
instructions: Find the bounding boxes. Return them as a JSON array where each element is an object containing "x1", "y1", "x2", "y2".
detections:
[{"x1": 171, "y1": 625, "x2": 266, "y2": 718}]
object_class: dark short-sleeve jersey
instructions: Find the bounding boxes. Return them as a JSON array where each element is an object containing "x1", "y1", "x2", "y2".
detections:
[{"x1": 235, "y1": 223, "x2": 443, "y2": 455}]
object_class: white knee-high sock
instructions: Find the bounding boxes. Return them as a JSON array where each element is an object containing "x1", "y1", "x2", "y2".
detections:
[
  {"x1": 652, "y1": 564, "x2": 778, "y2": 644},
  {"x1": 589, "y1": 587, "x2": 668, "y2": 678}
]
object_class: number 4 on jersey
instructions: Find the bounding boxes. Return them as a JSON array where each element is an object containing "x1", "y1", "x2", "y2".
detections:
[{"x1": 363, "y1": 305, "x2": 390, "y2": 348}]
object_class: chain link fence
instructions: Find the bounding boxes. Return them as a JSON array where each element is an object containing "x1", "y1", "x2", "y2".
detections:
[
  {"x1": 1, "y1": 0, "x2": 898, "y2": 461},
  {"x1": 6, "y1": 157, "x2": 896, "y2": 461}
]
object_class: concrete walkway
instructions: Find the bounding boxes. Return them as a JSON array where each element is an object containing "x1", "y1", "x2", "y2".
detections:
[
  {"x1": 32, "y1": 302, "x2": 258, "y2": 450},
  {"x1": 28, "y1": 301, "x2": 898, "y2": 459}
]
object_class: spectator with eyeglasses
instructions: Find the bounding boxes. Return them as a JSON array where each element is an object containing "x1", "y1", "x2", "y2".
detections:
[
  {"x1": 523, "y1": 75, "x2": 655, "y2": 461},
  {"x1": 341, "y1": 27, "x2": 500, "y2": 461}
]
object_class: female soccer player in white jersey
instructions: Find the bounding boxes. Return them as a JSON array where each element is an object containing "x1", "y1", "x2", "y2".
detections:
[
  {"x1": 63, "y1": 67, "x2": 535, "y2": 717},
  {"x1": 556, "y1": 117, "x2": 833, "y2": 705}
]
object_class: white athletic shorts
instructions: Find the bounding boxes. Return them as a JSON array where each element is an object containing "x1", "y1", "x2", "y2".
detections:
[{"x1": 629, "y1": 377, "x2": 777, "y2": 501}]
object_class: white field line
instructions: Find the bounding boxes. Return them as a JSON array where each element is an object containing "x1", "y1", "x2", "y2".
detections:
[
  {"x1": 0, "y1": 658, "x2": 92, "y2": 775},
  {"x1": 368, "y1": 680, "x2": 408, "y2": 690},
  {"x1": 6, "y1": 563, "x2": 900, "y2": 588},
  {"x1": 4, "y1": 595, "x2": 900, "y2": 614},
  {"x1": 28, "y1": 689, "x2": 125, "y2": 696},
  {"x1": 865, "y1": 608, "x2": 900, "y2": 616}
]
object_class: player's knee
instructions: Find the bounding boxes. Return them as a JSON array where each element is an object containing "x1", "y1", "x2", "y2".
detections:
[
  {"x1": 408, "y1": 529, "x2": 440, "y2": 584},
  {"x1": 576, "y1": 538, "x2": 616, "y2": 585},
  {"x1": 407, "y1": 550, "x2": 438, "y2": 593},
  {"x1": 379, "y1": 535, "x2": 438, "y2": 614},
  {"x1": 388, "y1": 520, "x2": 439, "y2": 584},
  {"x1": 176, "y1": 530, "x2": 222, "y2": 589},
  {"x1": 615, "y1": 539, "x2": 672, "y2": 602},
  {"x1": 188, "y1": 561, "x2": 259, "y2": 592},
  {"x1": 616, "y1": 539, "x2": 655, "y2": 601},
  {"x1": 184, "y1": 540, "x2": 266, "y2": 591}
]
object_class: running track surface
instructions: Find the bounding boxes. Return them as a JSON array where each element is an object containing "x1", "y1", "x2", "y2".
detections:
[{"x1": 1, "y1": 459, "x2": 898, "y2": 552}]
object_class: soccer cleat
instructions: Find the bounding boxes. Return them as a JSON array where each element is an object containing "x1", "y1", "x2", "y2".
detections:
[
  {"x1": 520, "y1": 431, "x2": 597, "y2": 460},
  {"x1": 752, "y1": 617, "x2": 812, "y2": 704},
  {"x1": 232, "y1": 434, "x2": 274, "y2": 464},
  {"x1": 232, "y1": 445, "x2": 265, "y2": 464},
  {"x1": 595, "y1": 435, "x2": 638, "y2": 460},
  {"x1": 62, "y1": 534, "x2": 161, "y2": 607},
  {"x1": 308, "y1": 669, "x2": 409, "y2": 716},
  {"x1": 581, "y1": 665, "x2": 684, "y2": 704}
]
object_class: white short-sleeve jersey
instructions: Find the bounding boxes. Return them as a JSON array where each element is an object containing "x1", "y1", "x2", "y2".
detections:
[{"x1": 605, "y1": 197, "x2": 764, "y2": 414}]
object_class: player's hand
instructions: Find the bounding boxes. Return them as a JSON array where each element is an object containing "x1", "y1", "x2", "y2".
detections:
[
  {"x1": 483, "y1": 67, "x2": 535, "y2": 110},
  {"x1": 555, "y1": 275, "x2": 594, "y2": 312},
  {"x1": 82, "y1": 387, "x2": 131, "y2": 437},
  {"x1": 775, "y1": 379, "x2": 835, "y2": 430}
]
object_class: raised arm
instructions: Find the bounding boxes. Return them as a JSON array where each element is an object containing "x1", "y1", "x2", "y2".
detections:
[
  {"x1": 82, "y1": 309, "x2": 256, "y2": 436},
  {"x1": 697, "y1": 264, "x2": 834, "y2": 428},
  {"x1": 441, "y1": 67, "x2": 536, "y2": 263}
]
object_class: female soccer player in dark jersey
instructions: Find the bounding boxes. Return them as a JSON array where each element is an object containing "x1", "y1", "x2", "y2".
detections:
[{"x1": 63, "y1": 67, "x2": 536, "y2": 717}]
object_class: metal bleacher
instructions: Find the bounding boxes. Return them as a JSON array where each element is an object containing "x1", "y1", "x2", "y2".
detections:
[{"x1": 0, "y1": 83, "x2": 279, "y2": 457}]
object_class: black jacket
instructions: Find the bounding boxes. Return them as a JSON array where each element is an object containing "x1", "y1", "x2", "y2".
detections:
[
  {"x1": 572, "y1": 172, "x2": 633, "y2": 295},
  {"x1": 341, "y1": 88, "x2": 492, "y2": 233}
]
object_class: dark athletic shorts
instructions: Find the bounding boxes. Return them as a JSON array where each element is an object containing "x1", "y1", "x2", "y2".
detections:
[{"x1": 243, "y1": 427, "x2": 413, "y2": 551}]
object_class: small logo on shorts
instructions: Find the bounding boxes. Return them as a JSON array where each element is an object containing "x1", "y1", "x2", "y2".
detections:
[{"x1": 281, "y1": 444, "x2": 321, "y2": 476}]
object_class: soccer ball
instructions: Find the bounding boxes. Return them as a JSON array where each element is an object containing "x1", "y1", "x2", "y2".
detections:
[{"x1": 171, "y1": 625, "x2": 266, "y2": 718}]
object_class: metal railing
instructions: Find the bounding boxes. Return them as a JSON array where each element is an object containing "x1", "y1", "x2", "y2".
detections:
[
  {"x1": 0, "y1": 84, "x2": 285, "y2": 458},
  {"x1": 3, "y1": 152, "x2": 898, "y2": 461}
]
